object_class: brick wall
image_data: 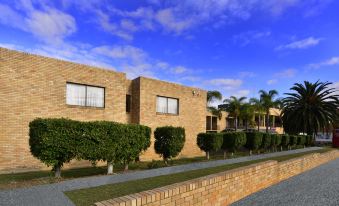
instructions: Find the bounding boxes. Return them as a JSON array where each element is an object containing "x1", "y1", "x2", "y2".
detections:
[
  {"x1": 135, "y1": 77, "x2": 206, "y2": 160},
  {"x1": 0, "y1": 47, "x2": 207, "y2": 172},
  {"x1": 95, "y1": 150, "x2": 339, "y2": 206}
]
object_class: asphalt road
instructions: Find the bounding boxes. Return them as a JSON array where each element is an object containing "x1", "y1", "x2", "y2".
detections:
[{"x1": 232, "y1": 157, "x2": 339, "y2": 206}]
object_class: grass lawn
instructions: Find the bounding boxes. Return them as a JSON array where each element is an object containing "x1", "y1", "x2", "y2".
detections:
[
  {"x1": 0, "y1": 148, "x2": 261, "y2": 190},
  {"x1": 64, "y1": 148, "x2": 333, "y2": 206}
]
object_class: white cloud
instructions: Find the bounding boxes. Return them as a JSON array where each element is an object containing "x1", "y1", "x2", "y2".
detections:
[
  {"x1": 276, "y1": 37, "x2": 322, "y2": 50},
  {"x1": 204, "y1": 78, "x2": 242, "y2": 90},
  {"x1": 331, "y1": 82, "x2": 339, "y2": 95},
  {"x1": 232, "y1": 89, "x2": 251, "y2": 98},
  {"x1": 267, "y1": 79, "x2": 278, "y2": 85},
  {"x1": 308, "y1": 56, "x2": 339, "y2": 69},
  {"x1": 92, "y1": 45, "x2": 147, "y2": 62},
  {"x1": 171, "y1": 66, "x2": 187, "y2": 74},
  {"x1": 274, "y1": 68, "x2": 297, "y2": 78},
  {"x1": 0, "y1": 2, "x2": 76, "y2": 44}
]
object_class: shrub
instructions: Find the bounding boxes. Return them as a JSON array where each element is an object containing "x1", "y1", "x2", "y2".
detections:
[
  {"x1": 270, "y1": 134, "x2": 282, "y2": 152},
  {"x1": 281, "y1": 134, "x2": 290, "y2": 149},
  {"x1": 221, "y1": 132, "x2": 246, "y2": 158},
  {"x1": 245, "y1": 132, "x2": 263, "y2": 154},
  {"x1": 29, "y1": 118, "x2": 80, "y2": 178},
  {"x1": 289, "y1": 135, "x2": 298, "y2": 148},
  {"x1": 305, "y1": 135, "x2": 314, "y2": 146},
  {"x1": 147, "y1": 160, "x2": 163, "y2": 169},
  {"x1": 154, "y1": 126, "x2": 185, "y2": 164},
  {"x1": 197, "y1": 133, "x2": 223, "y2": 159},
  {"x1": 116, "y1": 124, "x2": 151, "y2": 170},
  {"x1": 297, "y1": 135, "x2": 306, "y2": 147},
  {"x1": 261, "y1": 133, "x2": 272, "y2": 151}
]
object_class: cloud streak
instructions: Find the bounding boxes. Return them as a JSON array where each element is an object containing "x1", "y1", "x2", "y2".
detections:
[{"x1": 275, "y1": 37, "x2": 322, "y2": 50}]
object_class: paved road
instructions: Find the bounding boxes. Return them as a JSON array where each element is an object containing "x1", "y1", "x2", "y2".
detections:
[
  {"x1": 0, "y1": 147, "x2": 323, "y2": 206},
  {"x1": 232, "y1": 157, "x2": 339, "y2": 206}
]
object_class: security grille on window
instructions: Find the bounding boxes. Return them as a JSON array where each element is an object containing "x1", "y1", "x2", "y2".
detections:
[
  {"x1": 156, "y1": 96, "x2": 179, "y2": 114},
  {"x1": 66, "y1": 83, "x2": 105, "y2": 108}
]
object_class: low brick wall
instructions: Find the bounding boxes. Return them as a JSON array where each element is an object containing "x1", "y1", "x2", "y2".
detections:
[{"x1": 95, "y1": 150, "x2": 339, "y2": 206}]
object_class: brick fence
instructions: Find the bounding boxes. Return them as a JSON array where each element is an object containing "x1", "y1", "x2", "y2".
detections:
[{"x1": 95, "y1": 150, "x2": 339, "y2": 206}]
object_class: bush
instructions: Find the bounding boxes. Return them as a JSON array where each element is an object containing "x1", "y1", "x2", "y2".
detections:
[
  {"x1": 297, "y1": 135, "x2": 306, "y2": 147},
  {"x1": 221, "y1": 132, "x2": 246, "y2": 158},
  {"x1": 29, "y1": 118, "x2": 80, "y2": 178},
  {"x1": 245, "y1": 132, "x2": 263, "y2": 154},
  {"x1": 281, "y1": 134, "x2": 290, "y2": 149},
  {"x1": 289, "y1": 135, "x2": 298, "y2": 148},
  {"x1": 154, "y1": 126, "x2": 185, "y2": 164},
  {"x1": 30, "y1": 118, "x2": 151, "y2": 176},
  {"x1": 147, "y1": 160, "x2": 163, "y2": 169},
  {"x1": 261, "y1": 133, "x2": 272, "y2": 151},
  {"x1": 305, "y1": 135, "x2": 314, "y2": 146},
  {"x1": 197, "y1": 133, "x2": 223, "y2": 159}
]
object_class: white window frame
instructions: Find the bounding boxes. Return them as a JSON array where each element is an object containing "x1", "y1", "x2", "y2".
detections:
[
  {"x1": 156, "y1": 96, "x2": 179, "y2": 115},
  {"x1": 66, "y1": 82, "x2": 105, "y2": 108}
]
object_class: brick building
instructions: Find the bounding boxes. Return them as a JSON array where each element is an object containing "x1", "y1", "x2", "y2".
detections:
[{"x1": 0, "y1": 47, "x2": 207, "y2": 173}]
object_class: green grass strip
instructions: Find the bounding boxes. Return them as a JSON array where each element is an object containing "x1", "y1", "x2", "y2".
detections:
[{"x1": 65, "y1": 148, "x2": 332, "y2": 206}]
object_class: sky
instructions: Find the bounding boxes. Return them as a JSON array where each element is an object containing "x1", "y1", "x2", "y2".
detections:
[{"x1": 0, "y1": 0, "x2": 338, "y2": 103}]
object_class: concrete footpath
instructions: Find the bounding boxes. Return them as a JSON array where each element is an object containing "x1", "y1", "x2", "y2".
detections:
[
  {"x1": 0, "y1": 147, "x2": 323, "y2": 206},
  {"x1": 232, "y1": 157, "x2": 339, "y2": 206}
]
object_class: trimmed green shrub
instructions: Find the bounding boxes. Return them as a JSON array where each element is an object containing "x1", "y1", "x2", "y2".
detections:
[
  {"x1": 297, "y1": 135, "x2": 306, "y2": 147},
  {"x1": 261, "y1": 133, "x2": 272, "y2": 151},
  {"x1": 29, "y1": 118, "x2": 80, "y2": 178},
  {"x1": 221, "y1": 132, "x2": 246, "y2": 158},
  {"x1": 197, "y1": 133, "x2": 223, "y2": 159},
  {"x1": 116, "y1": 124, "x2": 151, "y2": 170},
  {"x1": 245, "y1": 132, "x2": 263, "y2": 154},
  {"x1": 30, "y1": 118, "x2": 151, "y2": 176},
  {"x1": 281, "y1": 134, "x2": 290, "y2": 149},
  {"x1": 154, "y1": 126, "x2": 185, "y2": 164},
  {"x1": 270, "y1": 134, "x2": 282, "y2": 152},
  {"x1": 305, "y1": 135, "x2": 314, "y2": 146},
  {"x1": 289, "y1": 135, "x2": 298, "y2": 148}
]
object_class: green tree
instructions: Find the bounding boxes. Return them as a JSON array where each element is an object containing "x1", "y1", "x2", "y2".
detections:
[
  {"x1": 258, "y1": 90, "x2": 280, "y2": 133},
  {"x1": 197, "y1": 133, "x2": 223, "y2": 160},
  {"x1": 239, "y1": 103, "x2": 255, "y2": 130},
  {"x1": 207, "y1": 90, "x2": 223, "y2": 119},
  {"x1": 249, "y1": 98, "x2": 265, "y2": 131},
  {"x1": 154, "y1": 127, "x2": 185, "y2": 165},
  {"x1": 223, "y1": 96, "x2": 247, "y2": 131},
  {"x1": 282, "y1": 81, "x2": 339, "y2": 136}
]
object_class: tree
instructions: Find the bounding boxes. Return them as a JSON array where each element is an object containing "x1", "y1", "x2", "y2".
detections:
[
  {"x1": 207, "y1": 90, "x2": 223, "y2": 119},
  {"x1": 207, "y1": 90, "x2": 223, "y2": 104},
  {"x1": 223, "y1": 96, "x2": 247, "y2": 131},
  {"x1": 249, "y1": 98, "x2": 265, "y2": 131},
  {"x1": 258, "y1": 90, "x2": 280, "y2": 133},
  {"x1": 197, "y1": 133, "x2": 223, "y2": 160},
  {"x1": 282, "y1": 81, "x2": 339, "y2": 136},
  {"x1": 154, "y1": 127, "x2": 185, "y2": 165},
  {"x1": 239, "y1": 103, "x2": 255, "y2": 130}
]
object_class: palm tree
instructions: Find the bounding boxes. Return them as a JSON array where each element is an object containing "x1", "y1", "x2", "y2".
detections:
[
  {"x1": 207, "y1": 90, "x2": 222, "y2": 104},
  {"x1": 249, "y1": 98, "x2": 265, "y2": 131},
  {"x1": 223, "y1": 96, "x2": 247, "y2": 131},
  {"x1": 282, "y1": 81, "x2": 339, "y2": 136},
  {"x1": 259, "y1": 90, "x2": 280, "y2": 133},
  {"x1": 207, "y1": 90, "x2": 223, "y2": 119},
  {"x1": 239, "y1": 103, "x2": 255, "y2": 130}
]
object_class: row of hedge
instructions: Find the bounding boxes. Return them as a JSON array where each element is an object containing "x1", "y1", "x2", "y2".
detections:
[
  {"x1": 197, "y1": 132, "x2": 313, "y2": 159},
  {"x1": 29, "y1": 118, "x2": 151, "y2": 177}
]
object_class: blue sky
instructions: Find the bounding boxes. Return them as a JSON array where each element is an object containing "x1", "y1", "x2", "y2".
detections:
[{"x1": 1, "y1": 0, "x2": 338, "y2": 102}]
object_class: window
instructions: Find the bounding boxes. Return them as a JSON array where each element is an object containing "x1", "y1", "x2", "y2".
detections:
[
  {"x1": 156, "y1": 96, "x2": 179, "y2": 114},
  {"x1": 66, "y1": 83, "x2": 105, "y2": 108},
  {"x1": 126, "y1": 94, "x2": 131, "y2": 113}
]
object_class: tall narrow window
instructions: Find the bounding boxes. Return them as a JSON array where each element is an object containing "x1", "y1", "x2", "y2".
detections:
[
  {"x1": 126, "y1": 94, "x2": 131, "y2": 113},
  {"x1": 66, "y1": 83, "x2": 105, "y2": 108},
  {"x1": 156, "y1": 96, "x2": 179, "y2": 115}
]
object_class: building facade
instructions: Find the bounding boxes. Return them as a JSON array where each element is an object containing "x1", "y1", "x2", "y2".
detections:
[
  {"x1": 206, "y1": 108, "x2": 284, "y2": 134},
  {"x1": 0, "y1": 48, "x2": 206, "y2": 173}
]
